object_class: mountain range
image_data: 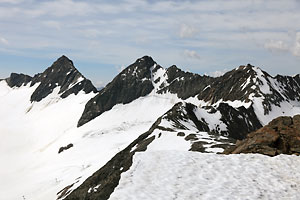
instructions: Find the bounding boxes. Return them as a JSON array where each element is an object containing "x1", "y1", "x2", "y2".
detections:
[{"x1": 1, "y1": 55, "x2": 300, "y2": 200}]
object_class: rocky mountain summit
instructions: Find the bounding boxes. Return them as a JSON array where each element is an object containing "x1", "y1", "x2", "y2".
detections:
[
  {"x1": 30, "y1": 55, "x2": 97, "y2": 102},
  {"x1": 224, "y1": 115, "x2": 300, "y2": 156},
  {"x1": 77, "y1": 56, "x2": 156, "y2": 127},
  {"x1": 4, "y1": 55, "x2": 97, "y2": 102}
]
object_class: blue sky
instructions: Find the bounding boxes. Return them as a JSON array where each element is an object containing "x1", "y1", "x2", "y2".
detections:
[{"x1": 0, "y1": 0, "x2": 300, "y2": 87}]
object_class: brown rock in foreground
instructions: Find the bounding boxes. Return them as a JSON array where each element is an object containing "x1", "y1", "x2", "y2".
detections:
[{"x1": 224, "y1": 115, "x2": 300, "y2": 156}]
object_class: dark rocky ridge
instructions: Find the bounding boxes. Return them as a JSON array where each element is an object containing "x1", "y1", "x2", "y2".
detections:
[
  {"x1": 30, "y1": 55, "x2": 97, "y2": 102},
  {"x1": 157, "y1": 64, "x2": 300, "y2": 115},
  {"x1": 161, "y1": 102, "x2": 262, "y2": 140},
  {"x1": 78, "y1": 57, "x2": 300, "y2": 127},
  {"x1": 275, "y1": 74, "x2": 300, "y2": 102},
  {"x1": 157, "y1": 65, "x2": 214, "y2": 99},
  {"x1": 294, "y1": 74, "x2": 300, "y2": 85},
  {"x1": 62, "y1": 115, "x2": 161, "y2": 200},
  {"x1": 5, "y1": 73, "x2": 32, "y2": 87},
  {"x1": 214, "y1": 103, "x2": 263, "y2": 139},
  {"x1": 198, "y1": 65, "x2": 263, "y2": 104},
  {"x1": 162, "y1": 102, "x2": 210, "y2": 132},
  {"x1": 77, "y1": 56, "x2": 156, "y2": 127},
  {"x1": 224, "y1": 115, "x2": 300, "y2": 156}
]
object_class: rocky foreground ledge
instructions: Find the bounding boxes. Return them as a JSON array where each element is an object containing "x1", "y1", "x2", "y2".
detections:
[{"x1": 224, "y1": 115, "x2": 300, "y2": 156}]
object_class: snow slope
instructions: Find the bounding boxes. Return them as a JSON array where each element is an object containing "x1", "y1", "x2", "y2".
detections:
[
  {"x1": 0, "y1": 81, "x2": 177, "y2": 200},
  {"x1": 111, "y1": 151, "x2": 300, "y2": 200}
]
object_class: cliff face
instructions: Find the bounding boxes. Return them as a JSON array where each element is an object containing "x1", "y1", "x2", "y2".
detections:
[
  {"x1": 224, "y1": 115, "x2": 300, "y2": 156},
  {"x1": 30, "y1": 55, "x2": 97, "y2": 102},
  {"x1": 77, "y1": 56, "x2": 155, "y2": 127}
]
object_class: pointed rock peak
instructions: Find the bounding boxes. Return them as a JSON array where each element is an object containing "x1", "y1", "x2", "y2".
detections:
[
  {"x1": 118, "y1": 55, "x2": 156, "y2": 80},
  {"x1": 30, "y1": 56, "x2": 97, "y2": 102},
  {"x1": 57, "y1": 55, "x2": 71, "y2": 62},
  {"x1": 135, "y1": 55, "x2": 154, "y2": 64},
  {"x1": 167, "y1": 65, "x2": 181, "y2": 71},
  {"x1": 5, "y1": 73, "x2": 32, "y2": 88},
  {"x1": 235, "y1": 64, "x2": 255, "y2": 72},
  {"x1": 49, "y1": 55, "x2": 76, "y2": 72},
  {"x1": 128, "y1": 55, "x2": 156, "y2": 71},
  {"x1": 77, "y1": 56, "x2": 157, "y2": 127},
  {"x1": 229, "y1": 64, "x2": 266, "y2": 79},
  {"x1": 234, "y1": 64, "x2": 271, "y2": 78}
]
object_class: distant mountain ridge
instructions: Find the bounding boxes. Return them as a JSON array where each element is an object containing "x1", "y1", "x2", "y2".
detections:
[{"x1": 78, "y1": 56, "x2": 300, "y2": 128}]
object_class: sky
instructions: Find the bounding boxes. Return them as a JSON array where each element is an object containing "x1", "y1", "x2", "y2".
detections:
[{"x1": 0, "y1": 0, "x2": 300, "y2": 87}]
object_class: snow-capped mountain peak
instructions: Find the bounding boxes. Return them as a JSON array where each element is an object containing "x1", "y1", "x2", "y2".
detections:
[
  {"x1": 78, "y1": 55, "x2": 157, "y2": 127},
  {"x1": 29, "y1": 55, "x2": 97, "y2": 102}
]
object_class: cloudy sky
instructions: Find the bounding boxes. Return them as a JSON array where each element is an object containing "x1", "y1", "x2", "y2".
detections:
[{"x1": 0, "y1": 0, "x2": 300, "y2": 87}]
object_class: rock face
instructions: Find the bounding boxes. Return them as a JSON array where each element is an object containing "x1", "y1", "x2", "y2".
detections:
[
  {"x1": 215, "y1": 103, "x2": 262, "y2": 139},
  {"x1": 224, "y1": 115, "x2": 300, "y2": 156},
  {"x1": 77, "y1": 58, "x2": 300, "y2": 127},
  {"x1": 5, "y1": 73, "x2": 32, "y2": 87},
  {"x1": 30, "y1": 55, "x2": 97, "y2": 102},
  {"x1": 77, "y1": 56, "x2": 155, "y2": 127},
  {"x1": 157, "y1": 65, "x2": 213, "y2": 99},
  {"x1": 160, "y1": 102, "x2": 262, "y2": 140}
]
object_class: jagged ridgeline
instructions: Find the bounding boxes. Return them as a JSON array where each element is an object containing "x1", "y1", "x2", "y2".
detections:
[
  {"x1": 4, "y1": 55, "x2": 97, "y2": 102},
  {"x1": 78, "y1": 55, "x2": 300, "y2": 127}
]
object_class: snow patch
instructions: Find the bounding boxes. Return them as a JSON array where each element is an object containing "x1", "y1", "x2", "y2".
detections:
[{"x1": 111, "y1": 151, "x2": 300, "y2": 200}]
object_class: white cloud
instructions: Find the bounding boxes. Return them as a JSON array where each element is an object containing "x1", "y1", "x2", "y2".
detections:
[
  {"x1": 0, "y1": 37, "x2": 8, "y2": 45},
  {"x1": 0, "y1": 0, "x2": 24, "y2": 4},
  {"x1": 37, "y1": 0, "x2": 95, "y2": 17},
  {"x1": 179, "y1": 24, "x2": 197, "y2": 38},
  {"x1": 93, "y1": 80, "x2": 105, "y2": 88},
  {"x1": 206, "y1": 69, "x2": 228, "y2": 77},
  {"x1": 1, "y1": 0, "x2": 300, "y2": 77},
  {"x1": 264, "y1": 40, "x2": 289, "y2": 52},
  {"x1": 183, "y1": 49, "x2": 201, "y2": 60},
  {"x1": 42, "y1": 20, "x2": 61, "y2": 30},
  {"x1": 292, "y1": 32, "x2": 300, "y2": 57}
]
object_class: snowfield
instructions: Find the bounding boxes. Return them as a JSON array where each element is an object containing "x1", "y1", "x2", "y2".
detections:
[
  {"x1": 111, "y1": 151, "x2": 300, "y2": 200},
  {"x1": 0, "y1": 81, "x2": 177, "y2": 200}
]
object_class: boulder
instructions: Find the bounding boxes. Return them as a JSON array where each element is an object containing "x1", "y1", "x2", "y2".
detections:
[{"x1": 224, "y1": 115, "x2": 300, "y2": 156}]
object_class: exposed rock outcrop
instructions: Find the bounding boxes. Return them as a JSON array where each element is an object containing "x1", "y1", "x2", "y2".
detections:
[
  {"x1": 5, "y1": 73, "x2": 32, "y2": 87},
  {"x1": 30, "y1": 55, "x2": 97, "y2": 102},
  {"x1": 157, "y1": 65, "x2": 213, "y2": 99},
  {"x1": 77, "y1": 56, "x2": 155, "y2": 127},
  {"x1": 58, "y1": 143, "x2": 74, "y2": 154},
  {"x1": 224, "y1": 115, "x2": 300, "y2": 156}
]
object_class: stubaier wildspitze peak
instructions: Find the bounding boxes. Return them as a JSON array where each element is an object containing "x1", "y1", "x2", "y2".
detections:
[
  {"x1": 30, "y1": 55, "x2": 97, "y2": 102},
  {"x1": 77, "y1": 55, "x2": 157, "y2": 127}
]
